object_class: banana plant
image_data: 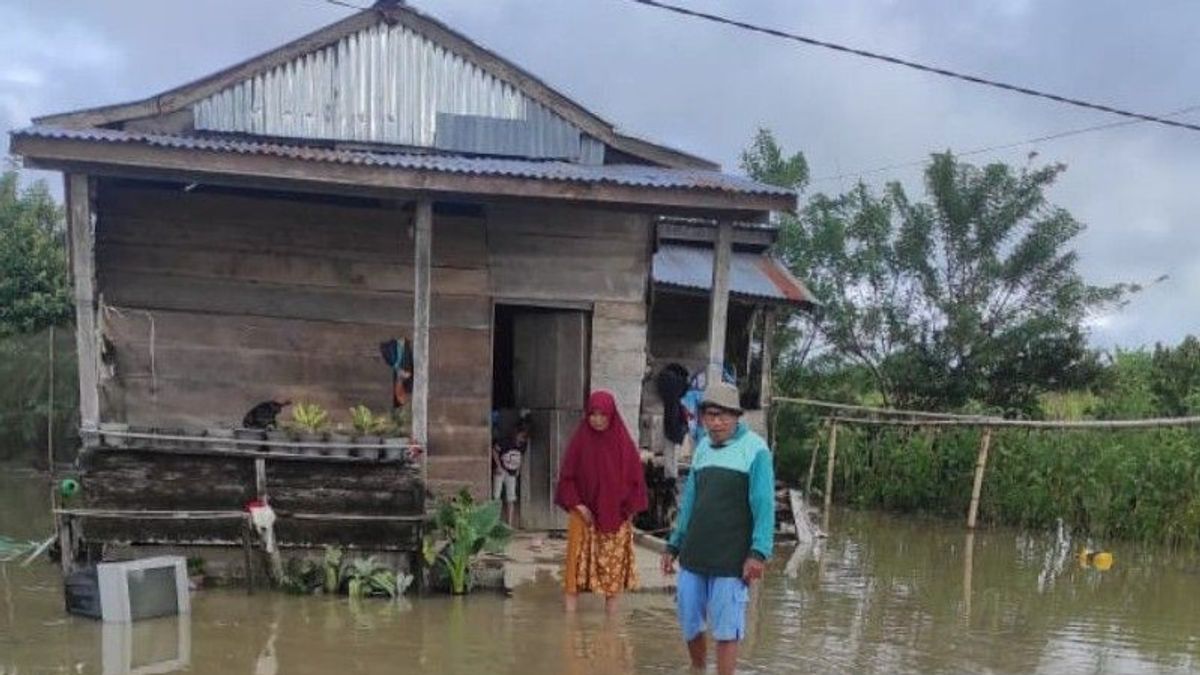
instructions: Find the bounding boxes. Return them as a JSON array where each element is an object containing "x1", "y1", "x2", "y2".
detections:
[
  {"x1": 323, "y1": 545, "x2": 344, "y2": 594},
  {"x1": 422, "y1": 489, "x2": 511, "y2": 594}
]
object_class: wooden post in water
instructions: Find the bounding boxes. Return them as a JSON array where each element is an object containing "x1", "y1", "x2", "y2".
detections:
[
  {"x1": 823, "y1": 422, "x2": 839, "y2": 529},
  {"x1": 804, "y1": 421, "x2": 823, "y2": 499},
  {"x1": 967, "y1": 427, "x2": 993, "y2": 529}
]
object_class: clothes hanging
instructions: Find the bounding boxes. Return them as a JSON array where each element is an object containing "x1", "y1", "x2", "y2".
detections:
[{"x1": 378, "y1": 338, "x2": 414, "y2": 408}]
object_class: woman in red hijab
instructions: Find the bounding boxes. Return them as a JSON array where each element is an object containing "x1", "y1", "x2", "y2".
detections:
[{"x1": 555, "y1": 390, "x2": 649, "y2": 613}]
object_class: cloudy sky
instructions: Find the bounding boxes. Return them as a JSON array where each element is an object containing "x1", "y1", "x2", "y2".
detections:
[{"x1": 4, "y1": 0, "x2": 1198, "y2": 348}]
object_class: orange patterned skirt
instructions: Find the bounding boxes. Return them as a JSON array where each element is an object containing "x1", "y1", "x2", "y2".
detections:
[{"x1": 563, "y1": 510, "x2": 638, "y2": 596}]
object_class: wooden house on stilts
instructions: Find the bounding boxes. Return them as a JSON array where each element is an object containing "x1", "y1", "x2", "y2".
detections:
[{"x1": 11, "y1": 0, "x2": 813, "y2": 572}]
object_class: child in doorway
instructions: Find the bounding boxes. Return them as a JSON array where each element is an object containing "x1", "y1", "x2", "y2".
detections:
[{"x1": 492, "y1": 419, "x2": 529, "y2": 527}]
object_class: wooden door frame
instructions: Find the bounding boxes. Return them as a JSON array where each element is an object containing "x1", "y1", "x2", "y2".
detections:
[{"x1": 492, "y1": 301, "x2": 592, "y2": 530}]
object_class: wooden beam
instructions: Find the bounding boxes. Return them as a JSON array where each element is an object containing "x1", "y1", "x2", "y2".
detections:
[
  {"x1": 66, "y1": 174, "x2": 100, "y2": 432},
  {"x1": 13, "y1": 135, "x2": 795, "y2": 215},
  {"x1": 412, "y1": 199, "x2": 432, "y2": 485},
  {"x1": 705, "y1": 220, "x2": 733, "y2": 387}
]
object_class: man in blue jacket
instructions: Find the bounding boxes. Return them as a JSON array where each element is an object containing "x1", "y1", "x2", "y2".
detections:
[{"x1": 661, "y1": 381, "x2": 775, "y2": 675}]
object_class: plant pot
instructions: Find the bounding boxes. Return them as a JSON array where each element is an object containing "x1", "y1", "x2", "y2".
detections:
[
  {"x1": 381, "y1": 437, "x2": 407, "y2": 462},
  {"x1": 206, "y1": 428, "x2": 236, "y2": 451},
  {"x1": 98, "y1": 422, "x2": 129, "y2": 448},
  {"x1": 298, "y1": 432, "x2": 325, "y2": 456},
  {"x1": 352, "y1": 436, "x2": 382, "y2": 460},
  {"x1": 265, "y1": 429, "x2": 290, "y2": 453},
  {"x1": 327, "y1": 433, "x2": 352, "y2": 458},
  {"x1": 235, "y1": 427, "x2": 266, "y2": 452}
]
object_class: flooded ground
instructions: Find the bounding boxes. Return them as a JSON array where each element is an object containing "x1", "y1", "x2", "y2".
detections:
[{"x1": 2, "y1": 465, "x2": 1199, "y2": 674}]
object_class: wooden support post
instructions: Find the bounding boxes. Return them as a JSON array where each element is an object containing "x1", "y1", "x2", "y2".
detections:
[
  {"x1": 962, "y1": 531, "x2": 975, "y2": 621},
  {"x1": 242, "y1": 522, "x2": 255, "y2": 594},
  {"x1": 967, "y1": 427, "x2": 993, "y2": 529},
  {"x1": 66, "y1": 174, "x2": 99, "y2": 434},
  {"x1": 57, "y1": 514, "x2": 77, "y2": 575},
  {"x1": 760, "y1": 308, "x2": 776, "y2": 407},
  {"x1": 255, "y1": 458, "x2": 267, "y2": 501},
  {"x1": 823, "y1": 422, "x2": 838, "y2": 529},
  {"x1": 664, "y1": 443, "x2": 679, "y2": 480},
  {"x1": 705, "y1": 220, "x2": 733, "y2": 387},
  {"x1": 47, "y1": 325, "x2": 55, "y2": 469},
  {"x1": 760, "y1": 308, "x2": 776, "y2": 444},
  {"x1": 412, "y1": 199, "x2": 432, "y2": 488}
]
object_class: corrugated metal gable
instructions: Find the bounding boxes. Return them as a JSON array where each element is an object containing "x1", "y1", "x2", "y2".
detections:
[{"x1": 193, "y1": 21, "x2": 599, "y2": 162}]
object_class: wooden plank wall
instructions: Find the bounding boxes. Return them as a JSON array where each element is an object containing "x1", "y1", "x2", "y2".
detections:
[
  {"x1": 487, "y1": 204, "x2": 651, "y2": 441},
  {"x1": 94, "y1": 181, "x2": 492, "y2": 497}
]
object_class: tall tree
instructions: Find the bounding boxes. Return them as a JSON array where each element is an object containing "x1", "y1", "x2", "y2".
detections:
[
  {"x1": 0, "y1": 170, "x2": 71, "y2": 335},
  {"x1": 745, "y1": 131, "x2": 1132, "y2": 413}
]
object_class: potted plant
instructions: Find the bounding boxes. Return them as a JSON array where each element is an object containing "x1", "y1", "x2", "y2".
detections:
[
  {"x1": 288, "y1": 403, "x2": 329, "y2": 456},
  {"x1": 422, "y1": 489, "x2": 512, "y2": 595},
  {"x1": 234, "y1": 426, "x2": 266, "y2": 448},
  {"x1": 206, "y1": 427, "x2": 236, "y2": 451},
  {"x1": 187, "y1": 556, "x2": 207, "y2": 590},
  {"x1": 98, "y1": 421, "x2": 130, "y2": 448},
  {"x1": 349, "y1": 405, "x2": 383, "y2": 460},
  {"x1": 327, "y1": 423, "x2": 353, "y2": 458},
  {"x1": 381, "y1": 407, "x2": 411, "y2": 461}
]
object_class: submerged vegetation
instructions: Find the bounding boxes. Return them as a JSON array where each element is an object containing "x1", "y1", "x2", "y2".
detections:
[
  {"x1": 280, "y1": 546, "x2": 413, "y2": 599},
  {"x1": 423, "y1": 489, "x2": 511, "y2": 595}
]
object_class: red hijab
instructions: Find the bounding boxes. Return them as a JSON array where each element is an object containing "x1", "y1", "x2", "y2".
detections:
[{"x1": 554, "y1": 390, "x2": 649, "y2": 533}]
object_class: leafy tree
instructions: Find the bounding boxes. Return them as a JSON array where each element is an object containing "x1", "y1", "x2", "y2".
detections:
[
  {"x1": 0, "y1": 170, "x2": 70, "y2": 335},
  {"x1": 745, "y1": 131, "x2": 1133, "y2": 413},
  {"x1": 1148, "y1": 336, "x2": 1200, "y2": 416}
]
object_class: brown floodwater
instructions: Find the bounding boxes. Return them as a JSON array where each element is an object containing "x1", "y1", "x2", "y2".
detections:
[{"x1": 2, "y1": 465, "x2": 1199, "y2": 674}]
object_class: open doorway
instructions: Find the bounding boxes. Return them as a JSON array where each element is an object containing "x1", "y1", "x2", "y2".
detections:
[{"x1": 492, "y1": 304, "x2": 590, "y2": 530}]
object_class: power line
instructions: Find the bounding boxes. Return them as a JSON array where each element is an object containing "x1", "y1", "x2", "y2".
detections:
[
  {"x1": 622, "y1": 0, "x2": 1200, "y2": 134},
  {"x1": 811, "y1": 104, "x2": 1200, "y2": 184},
  {"x1": 321, "y1": 0, "x2": 368, "y2": 11}
]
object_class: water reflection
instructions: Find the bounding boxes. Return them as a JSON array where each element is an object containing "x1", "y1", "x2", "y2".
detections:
[
  {"x1": 101, "y1": 615, "x2": 191, "y2": 675},
  {"x1": 561, "y1": 614, "x2": 636, "y2": 675}
]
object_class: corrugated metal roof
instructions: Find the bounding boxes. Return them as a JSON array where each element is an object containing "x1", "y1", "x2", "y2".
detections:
[
  {"x1": 13, "y1": 126, "x2": 792, "y2": 198},
  {"x1": 653, "y1": 243, "x2": 816, "y2": 306}
]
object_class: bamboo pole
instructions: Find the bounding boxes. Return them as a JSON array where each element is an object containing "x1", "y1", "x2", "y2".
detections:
[
  {"x1": 828, "y1": 414, "x2": 1200, "y2": 430},
  {"x1": 776, "y1": 396, "x2": 1001, "y2": 421},
  {"x1": 823, "y1": 422, "x2": 839, "y2": 529},
  {"x1": 803, "y1": 423, "x2": 823, "y2": 498},
  {"x1": 966, "y1": 427, "x2": 993, "y2": 529}
]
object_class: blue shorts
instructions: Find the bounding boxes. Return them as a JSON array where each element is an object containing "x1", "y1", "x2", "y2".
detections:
[{"x1": 675, "y1": 568, "x2": 750, "y2": 642}]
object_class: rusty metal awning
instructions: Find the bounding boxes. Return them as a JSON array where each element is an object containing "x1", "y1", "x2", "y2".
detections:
[{"x1": 653, "y1": 243, "x2": 817, "y2": 308}]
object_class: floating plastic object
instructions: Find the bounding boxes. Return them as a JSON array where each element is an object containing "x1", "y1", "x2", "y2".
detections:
[
  {"x1": 59, "y1": 478, "x2": 79, "y2": 498},
  {"x1": 1078, "y1": 547, "x2": 1114, "y2": 571}
]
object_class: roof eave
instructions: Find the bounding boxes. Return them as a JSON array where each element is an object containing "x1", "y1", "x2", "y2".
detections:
[
  {"x1": 655, "y1": 282, "x2": 816, "y2": 310},
  {"x1": 11, "y1": 132, "x2": 792, "y2": 216}
]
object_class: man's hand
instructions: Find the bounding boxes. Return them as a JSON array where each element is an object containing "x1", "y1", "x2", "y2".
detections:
[
  {"x1": 575, "y1": 504, "x2": 593, "y2": 525},
  {"x1": 660, "y1": 551, "x2": 677, "y2": 576},
  {"x1": 742, "y1": 557, "x2": 765, "y2": 583}
]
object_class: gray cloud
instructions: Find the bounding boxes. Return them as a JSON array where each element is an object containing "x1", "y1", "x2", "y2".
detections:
[{"x1": 6, "y1": 0, "x2": 1198, "y2": 348}]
